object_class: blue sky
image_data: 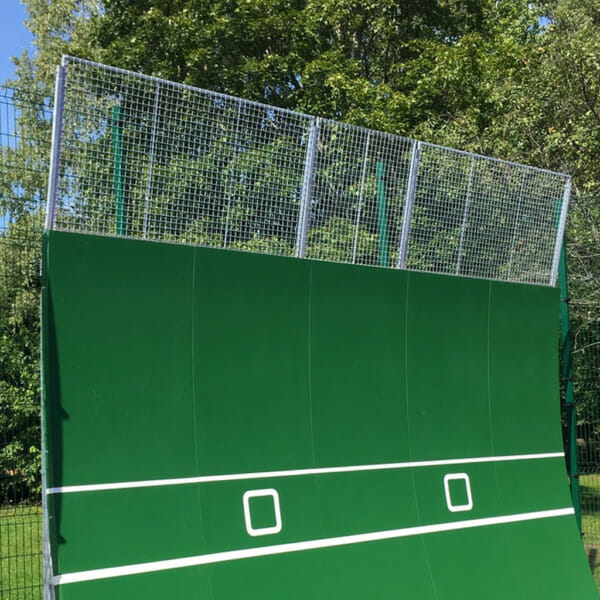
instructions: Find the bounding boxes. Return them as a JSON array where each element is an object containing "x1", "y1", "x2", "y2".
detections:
[
  {"x1": 0, "y1": 2, "x2": 33, "y2": 230},
  {"x1": 0, "y1": 1, "x2": 34, "y2": 85}
]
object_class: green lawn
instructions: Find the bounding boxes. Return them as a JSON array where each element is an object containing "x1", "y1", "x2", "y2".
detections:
[
  {"x1": 0, "y1": 505, "x2": 42, "y2": 600},
  {"x1": 580, "y1": 475, "x2": 600, "y2": 587}
]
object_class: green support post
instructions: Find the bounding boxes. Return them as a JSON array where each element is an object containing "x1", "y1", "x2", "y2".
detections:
[
  {"x1": 376, "y1": 161, "x2": 389, "y2": 268},
  {"x1": 112, "y1": 105, "x2": 125, "y2": 236},
  {"x1": 559, "y1": 236, "x2": 582, "y2": 531}
]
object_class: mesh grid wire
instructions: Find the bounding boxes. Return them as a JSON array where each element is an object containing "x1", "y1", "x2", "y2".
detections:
[
  {"x1": 572, "y1": 310, "x2": 600, "y2": 585},
  {"x1": 406, "y1": 144, "x2": 567, "y2": 284},
  {"x1": 48, "y1": 56, "x2": 569, "y2": 286},
  {"x1": 54, "y1": 58, "x2": 312, "y2": 254},
  {"x1": 1, "y1": 83, "x2": 49, "y2": 599},
  {"x1": 305, "y1": 121, "x2": 413, "y2": 267}
]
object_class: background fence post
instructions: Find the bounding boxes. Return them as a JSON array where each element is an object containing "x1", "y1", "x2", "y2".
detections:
[
  {"x1": 376, "y1": 160, "x2": 389, "y2": 267},
  {"x1": 559, "y1": 235, "x2": 582, "y2": 532}
]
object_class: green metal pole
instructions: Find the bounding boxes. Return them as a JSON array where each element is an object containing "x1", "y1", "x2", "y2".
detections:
[
  {"x1": 559, "y1": 236, "x2": 582, "y2": 531},
  {"x1": 112, "y1": 105, "x2": 125, "y2": 236},
  {"x1": 376, "y1": 161, "x2": 389, "y2": 267}
]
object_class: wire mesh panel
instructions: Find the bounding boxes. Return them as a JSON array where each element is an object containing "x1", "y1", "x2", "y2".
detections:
[
  {"x1": 572, "y1": 313, "x2": 600, "y2": 586},
  {"x1": 47, "y1": 56, "x2": 571, "y2": 286},
  {"x1": 406, "y1": 144, "x2": 568, "y2": 285},
  {"x1": 405, "y1": 144, "x2": 474, "y2": 275},
  {"x1": 305, "y1": 121, "x2": 413, "y2": 267},
  {"x1": 0, "y1": 84, "x2": 49, "y2": 599},
  {"x1": 53, "y1": 58, "x2": 313, "y2": 255}
]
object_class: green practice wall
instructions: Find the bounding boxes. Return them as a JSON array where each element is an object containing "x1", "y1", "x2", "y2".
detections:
[{"x1": 41, "y1": 230, "x2": 598, "y2": 599}]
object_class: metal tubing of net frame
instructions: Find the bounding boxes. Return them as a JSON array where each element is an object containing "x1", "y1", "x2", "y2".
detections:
[
  {"x1": 44, "y1": 64, "x2": 66, "y2": 231},
  {"x1": 45, "y1": 55, "x2": 571, "y2": 287}
]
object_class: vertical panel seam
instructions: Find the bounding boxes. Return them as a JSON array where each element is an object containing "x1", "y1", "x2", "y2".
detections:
[{"x1": 307, "y1": 266, "x2": 316, "y2": 467}]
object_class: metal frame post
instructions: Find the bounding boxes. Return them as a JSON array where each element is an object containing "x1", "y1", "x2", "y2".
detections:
[
  {"x1": 397, "y1": 140, "x2": 421, "y2": 269},
  {"x1": 42, "y1": 63, "x2": 66, "y2": 597},
  {"x1": 40, "y1": 238, "x2": 56, "y2": 600},
  {"x1": 550, "y1": 177, "x2": 571, "y2": 286},
  {"x1": 558, "y1": 235, "x2": 582, "y2": 532},
  {"x1": 41, "y1": 352, "x2": 55, "y2": 600},
  {"x1": 44, "y1": 64, "x2": 67, "y2": 231},
  {"x1": 295, "y1": 117, "x2": 319, "y2": 258}
]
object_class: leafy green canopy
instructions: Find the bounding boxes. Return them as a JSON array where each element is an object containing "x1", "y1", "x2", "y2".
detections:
[
  {"x1": 92, "y1": 0, "x2": 542, "y2": 134},
  {"x1": 2, "y1": 0, "x2": 600, "y2": 501}
]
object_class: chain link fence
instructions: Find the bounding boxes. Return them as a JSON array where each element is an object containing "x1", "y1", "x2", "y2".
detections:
[
  {"x1": 48, "y1": 56, "x2": 569, "y2": 286},
  {"x1": 0, "y1": 83, "x2": 50, "y2": 600}
]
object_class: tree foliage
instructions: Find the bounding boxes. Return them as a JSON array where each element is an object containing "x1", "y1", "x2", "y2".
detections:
[
  {"x1": 3, "y1": 0, "x2": 600, "y2": 500},
  {"x1": 0, "y1": 214, "x2": 44, "y2": 502},
  {"x1": 0, "y1": 80, "x2": 51, "y2": 501},
  {"x1": 92, "y1": 0, "x2": 543, "y2": 133}
]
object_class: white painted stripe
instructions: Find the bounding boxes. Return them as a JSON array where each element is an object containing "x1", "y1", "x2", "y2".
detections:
[
  {"x1": 53, "y1": 507, "x2": 574, "y2": 585},
  {"x1": 47, "y1": 452, "x2": 564, "y2": 495}
]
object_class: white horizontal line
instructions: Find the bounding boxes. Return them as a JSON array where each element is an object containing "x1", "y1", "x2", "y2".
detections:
[
  {"x1": 53, "y1": 507, "x2": 574, "y2": 585},
  {"x1": 46, "y1": 452, "x2": 564, "y2": 494}
]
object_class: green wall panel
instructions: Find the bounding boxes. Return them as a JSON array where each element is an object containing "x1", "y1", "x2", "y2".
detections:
[
  {"x1": 42, "y1": 231, "x2": 598, "y2": 599},
  {"x1": 405, "y1": 274, "x2": 491, "y2": 460},
  {"x1": 309, "y1": 262, "x2": 409, "y2": 466},
  {"x1": 43, "y1": 234, "x2": 197, "y2": 486},
  {"x1": 488, "y1": 281, "x2": 560, "y2": 455},
  {"x1": 193, "y1": 249, "x2": 314, "y2": 475}
]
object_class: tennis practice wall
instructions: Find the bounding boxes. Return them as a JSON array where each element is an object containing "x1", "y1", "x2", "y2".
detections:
[{"x1": 41, "y1": 230, "x2": 597, "y2": 599}]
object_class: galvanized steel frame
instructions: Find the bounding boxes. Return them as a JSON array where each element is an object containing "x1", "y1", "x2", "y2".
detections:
[{"x1": 46, "y1": 56, "x2": 571, "y2": 287}]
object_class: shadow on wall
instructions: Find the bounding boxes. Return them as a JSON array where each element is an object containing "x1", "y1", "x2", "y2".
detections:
[{"x1": 42, "y1": 264, "x2": 68, "y2": 569}]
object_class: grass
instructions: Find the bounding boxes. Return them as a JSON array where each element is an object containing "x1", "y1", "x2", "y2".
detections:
[
  {"x1": 580, "y1": 475, "x2": 600, "y2": 588},
  {"x1": 0, "y1": 504, "x2": 42, "y2": 599}
]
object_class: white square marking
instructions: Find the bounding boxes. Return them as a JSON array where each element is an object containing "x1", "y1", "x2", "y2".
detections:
[
  {"x1": 443, "y1": 473, "x2": 473, "y2": 513},
  {"x1": 242, "y1": 488, "x2": 282, "y2": 536}
]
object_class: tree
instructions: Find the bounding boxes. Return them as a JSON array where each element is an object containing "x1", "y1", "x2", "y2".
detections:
[
  {"x1": 79, "y1": 0, "x2": 550, "y2": 277},
  {"x1": 488, "y1": 0, "x2": 600, "y2": 310},
  {"x1": 3, "y1": 0, "x2": 600, "y2": 506},
  {"x1": 94, "y1": 0, "x2": 542, "y2": 132},
  {"x1": 0, "y1": 214, "x2": 44, "y2": 502},
  {"x1": 1, "y1": 0, "x2": 101, "y2": 503}
]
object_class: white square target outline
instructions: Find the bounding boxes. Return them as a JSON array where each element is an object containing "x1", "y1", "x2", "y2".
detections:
[
  {"x1": 443, "y1": 473, "x2": 473, "y2": 513},
  {"x1": 242, "y1": 488, "x2": 282, "y2": 536}
]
